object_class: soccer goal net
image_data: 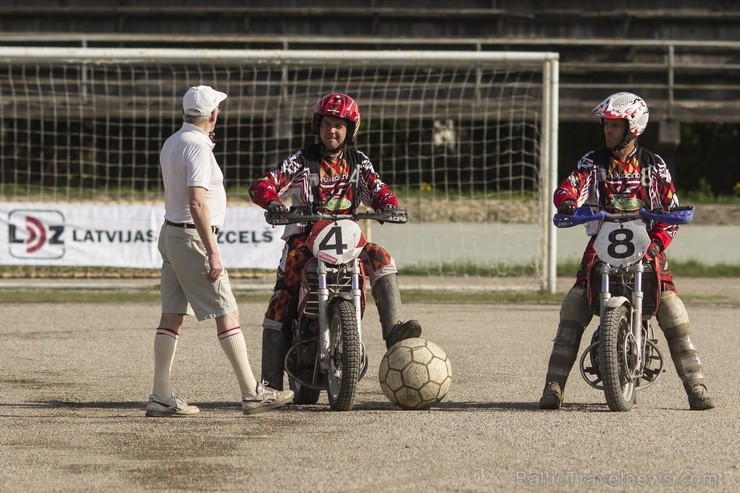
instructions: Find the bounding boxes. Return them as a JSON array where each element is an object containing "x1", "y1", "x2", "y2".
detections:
[{"x1": 0, "y1": 47, "x2": 559, "y2": 292}]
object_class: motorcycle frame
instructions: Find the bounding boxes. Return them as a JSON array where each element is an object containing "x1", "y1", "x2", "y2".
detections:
[
  {"x1": 556, "y1": 205, "x2": 690, "y2": 395},
  {"x1": 316, "y1": 256, "x2": 364, "y2": 373},
  {"x1": 270, "y1": 209, "x2": 406, "y2": 393}
]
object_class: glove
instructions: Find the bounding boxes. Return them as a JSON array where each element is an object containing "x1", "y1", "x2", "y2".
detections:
[
  {"x1": 267, "y1": 201, "x2": 288, "y2": 215},
  {"x1": 645, "y1": 241, "x2": 662, "y2": 259},
  {"x1": 265, "y1": 201, "x2": 289, "y2": 224},
  {"x1": 375, "y1": 204, "x2": 399, "y2": 224},
  {"x1": 557, "y1": 200, "x2": 576, "y2": 215}
]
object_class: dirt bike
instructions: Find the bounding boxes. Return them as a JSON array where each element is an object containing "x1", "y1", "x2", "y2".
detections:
[
  {"x1": 265, "y1": 206, "x2": 408, "y2": 411},
  {"x1": 553, "y1": 203, "x2": 695, "y2": 411}
]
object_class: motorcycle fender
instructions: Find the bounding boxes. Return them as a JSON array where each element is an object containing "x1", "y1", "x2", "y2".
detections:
[
  {"x1": 329, "y1": 293, "x2": 354, "y2": 304},
  {"x1": 605, "y1": 296, "x2": 630, "y2": 309}
]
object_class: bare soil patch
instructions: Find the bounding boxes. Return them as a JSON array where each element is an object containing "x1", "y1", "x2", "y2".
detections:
[{"x1": 1, "y1": 299, "x2": 737, "y2": 491}]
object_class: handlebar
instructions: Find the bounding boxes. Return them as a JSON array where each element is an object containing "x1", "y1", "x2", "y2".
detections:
[
  {"x1": 265, "y1": 207, "x2": 409, "y2": 226},
  {"x1": 553, "y1": 205, "x2": 694, "y2": 228}
]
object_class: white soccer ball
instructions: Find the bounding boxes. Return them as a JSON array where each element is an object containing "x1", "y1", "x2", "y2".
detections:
[{"x1": 378, "y1": 337, "x2": 452, "y2": 410}]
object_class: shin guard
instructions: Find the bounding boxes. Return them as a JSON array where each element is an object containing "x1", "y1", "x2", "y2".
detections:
[
  {"x1": 543, "y1": 286, "x2": 592, "y2": 390},
  {"x1": 657, "y1": 291, "x2": 706, "y2": 391}
]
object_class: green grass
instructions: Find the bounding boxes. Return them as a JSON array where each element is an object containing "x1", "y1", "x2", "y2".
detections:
[
  {"x1": 400, "y1": 260, "x2": 740, "y2": 278},
  {"x1": 0, "y1": 289, "x2": 161, "y2": 304},
  {"x1": 397, "y1": 290, "x2": 563, "y2": 304},
  {"x1": 4, "y1": 261, "x2": 736, "y2": 281},
  {"x1": 678, "y1": 184, "x2": 740, "y2": 204},
  {"x1": 399, "y1": 262, "x2": 540, "y2": 277},
  {"x1": 1, "y1": 261, "x2": 737, "y2": 304},
  {"x1": 0, "y1": 288, "x2": 565, "y2": 304},
  {"x1": 664, "y1": 260, "x2": 740, "y2": 277},
  {"x1": 555, "y1": 260, "x2": 740, "y2": 278},
  {"x1": 0, "y1": 289, "x2": 274, "y2": 304}
]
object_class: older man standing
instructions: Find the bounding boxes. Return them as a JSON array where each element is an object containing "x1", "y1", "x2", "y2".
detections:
[{"x1": 146, "y1": 85, "x2": 293, "y2": 417}]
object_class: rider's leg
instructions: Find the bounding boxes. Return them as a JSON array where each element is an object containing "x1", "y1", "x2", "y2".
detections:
[
  {"x1": 260, "y1": 238, "x2": 309, "y2": 391},
  {"x1": 539, "y1": 285, "x2": 593, "y2": 409},
  {"x1": 372, "y1": 273, "x2": 422, "y2": 349},
  {"x1": 260, "y1": 292, "x2": 293, "y2": 391},
  {"x1": 656, "y1": 290, "x2": 714, "y2": 410},
  {"x1": 362, "y1": 243, "x2": 422, "y2": 349}
]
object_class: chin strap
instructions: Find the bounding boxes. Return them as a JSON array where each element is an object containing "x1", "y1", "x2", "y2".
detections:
[
  {"x1": 320, "y1": 140, "x2": 347, "y2": 156},
  {"x1": 608, "y1": 132, "x2": 636, "y2": 153}
]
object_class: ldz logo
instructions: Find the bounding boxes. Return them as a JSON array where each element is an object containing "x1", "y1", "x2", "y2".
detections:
[{"x1": 8, "y1": 210, "x2": 65, "y2": 259}]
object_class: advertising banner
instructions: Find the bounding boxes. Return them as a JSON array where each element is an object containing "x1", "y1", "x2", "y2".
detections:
[{"x1": 0, "y1": 203, "x2": 284, "y2": 269}]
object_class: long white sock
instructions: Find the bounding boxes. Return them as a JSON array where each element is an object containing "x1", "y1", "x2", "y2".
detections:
[
  {"x1": 218, "y1": 327, "x2": 258, "y2": 396},
  {"x1": 152, "y1": 328, "x2": 178, "y2": 398}
]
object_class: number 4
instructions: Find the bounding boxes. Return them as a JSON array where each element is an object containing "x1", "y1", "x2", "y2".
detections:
[{"x1": 319, "y1": 225, "x2": 348, "y2": 254}]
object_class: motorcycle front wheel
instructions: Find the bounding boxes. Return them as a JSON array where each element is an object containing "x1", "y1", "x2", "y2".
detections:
[
  {"x1": 599, "y1": 302, "x2": 637, "y2": 412},
  {"x1": 326, "y1": 299, "x2": 361, "y2": 411}
]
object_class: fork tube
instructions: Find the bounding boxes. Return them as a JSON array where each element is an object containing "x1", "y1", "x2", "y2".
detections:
[
  {"x1": 599, "y1": 263, "x2": 611, "y2": 320},
  {"x1": 352, "y1": 258, "x2": 362, "y2": 340},
  {"x1": 632, "y1": 262, "x2": 645, "y2": 364},
  {"x1": 317, "y1": 259, "x2": 330, "y2": 370}
]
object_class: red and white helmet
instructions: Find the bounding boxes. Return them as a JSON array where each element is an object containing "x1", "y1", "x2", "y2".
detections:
[
  {"x1": 591, "y1": 92, "x2": 649, "y2": 138},
  {"x1": 312, "y1": 93, "x2": 361, "y2": 144}
]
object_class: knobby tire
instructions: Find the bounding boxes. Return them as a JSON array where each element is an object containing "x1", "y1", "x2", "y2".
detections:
[
  {"x1": 290, "y1": 377, "x2": 321, "y2": 405},
  {"x1": 327, "y1": 300, "x2": 361, "y2": 411},
  {"x1": 600, "y1": 303, "x2": 636, "y2": 412}
]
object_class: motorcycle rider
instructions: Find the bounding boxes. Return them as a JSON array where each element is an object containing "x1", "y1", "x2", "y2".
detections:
[
  {"x1": 539, "y1": 92, "x2": 715, "y2": 411},
  {"x1": 249, "y1": 92, "x2": 422, "y2": 390}
]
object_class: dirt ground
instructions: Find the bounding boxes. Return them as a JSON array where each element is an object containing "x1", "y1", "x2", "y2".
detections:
[
  {"x1": 688, "y1": 203, "x2": 740, "y2": 225},
  {"x1": 1, "y1": 278, "x2": 738, "y2": 492}
]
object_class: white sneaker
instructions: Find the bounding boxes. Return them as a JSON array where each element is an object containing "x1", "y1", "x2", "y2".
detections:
[
  {"x1": 242, "y1": 381, "x2": 294, "y2": 415},
  {"x1": 145, "y1": 393, "x2": 200, "y2": 417}
]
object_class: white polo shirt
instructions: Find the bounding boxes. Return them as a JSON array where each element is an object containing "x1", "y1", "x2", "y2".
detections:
[{"x1": 160, "y1": 123, "x2": 227, "y2": 227}]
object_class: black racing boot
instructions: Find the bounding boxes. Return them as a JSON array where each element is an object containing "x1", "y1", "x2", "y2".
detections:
[
  {"x1": 658, "y1": 292, "x2": 714, "y2": 410},
  {"x1": 261, "y1": 328, "x2": 288, "y2": 391},
  {"x1": 538, "y1": 321, "x2": 585, "y2": 410},
  {"x1": 538, "y1": 286, "x2": 591, "y2": 410},
  {"x1": 687, "y1": 384, "x2": 715, "y2": 410},
  {"x1": 539, "y1": 382, "x2": 563, "y2": 410},
  {"x1": 372, "y1": 274, "x2": 422, "y2": 349},
  {"x1": 384, "y1": 320, "x2": 423, "y2": 350}
]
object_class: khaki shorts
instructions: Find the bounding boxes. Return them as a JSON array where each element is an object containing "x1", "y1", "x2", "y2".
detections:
[{"x1": 158, "y1": 223, "x2": 238, "y2": 321}]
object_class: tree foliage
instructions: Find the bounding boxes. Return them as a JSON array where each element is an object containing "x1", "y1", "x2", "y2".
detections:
[{"x1": 676, "y1": 123, "x2": 740, "y2": 197}]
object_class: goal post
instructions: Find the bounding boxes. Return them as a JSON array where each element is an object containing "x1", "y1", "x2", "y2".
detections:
[{"x1": 0, "y1": 47, "x2": 559, "y2": 292}]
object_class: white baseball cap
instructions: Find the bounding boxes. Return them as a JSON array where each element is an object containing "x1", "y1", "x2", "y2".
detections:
[{"x1": 182, "y1": 85, "x2": 227, "y2": 117}]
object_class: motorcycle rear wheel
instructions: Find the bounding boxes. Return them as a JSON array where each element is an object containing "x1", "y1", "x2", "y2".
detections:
[
  {"x1": 289, "y1": 377, "x2": 321, "y2": 404},
  {"x1": 285, "y1": 335, "x2": 322, "y2": 405},
  {"x1": 327, "y1": 299, "x2": 361, "y2": 411},
  {"x1": 600, "y1": 303, "x2": 637, "y2": 412}
]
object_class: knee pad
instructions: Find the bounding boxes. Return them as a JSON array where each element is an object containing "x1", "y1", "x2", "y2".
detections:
[
  {"x1": 657, "y1": 291, "x2": 691, "y2": 338},
  {"x1": 264, "y1": 289, "x2": 295, "y2": 326},
  {"x1": 553, "y1": 321, "x2": 585, "y2": 348},
  {"x1": 560, "y1": 286, "x2": 593, "y2": 328}
]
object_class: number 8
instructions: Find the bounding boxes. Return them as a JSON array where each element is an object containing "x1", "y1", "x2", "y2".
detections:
[{"x1": 607, "y1": 228, "x2": 635, "y2": 259}]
